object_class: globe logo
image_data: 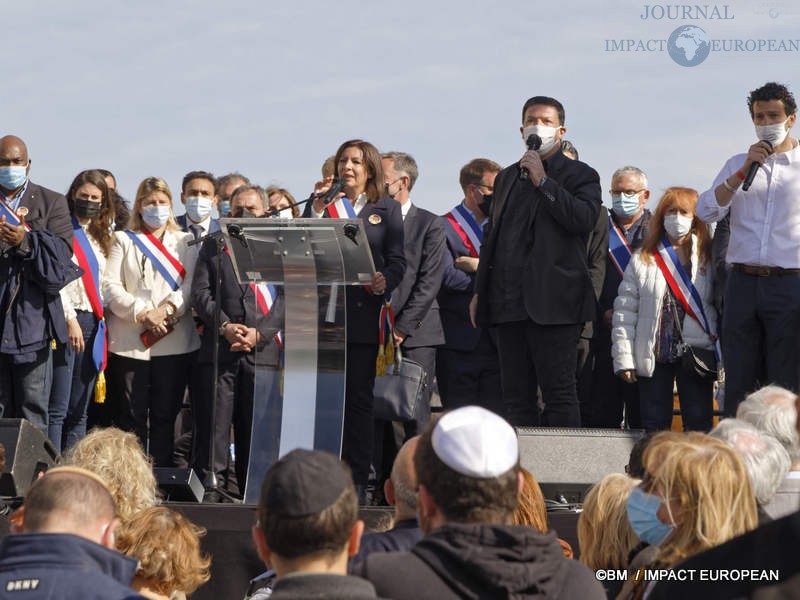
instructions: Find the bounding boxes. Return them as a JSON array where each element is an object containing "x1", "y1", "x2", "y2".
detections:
[{"x1": 667, "y1": 25, "x2": 711, "y2": 66}]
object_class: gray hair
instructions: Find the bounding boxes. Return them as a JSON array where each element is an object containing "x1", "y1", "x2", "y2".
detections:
[
  {"x1": 231, "y1": 184, "x2": 268, "y2": 210},
  {"x1": 611, "y1": 166, "x2": 648, "y2": 190},
  {"x1": 737, "y1": 385, "x2": 800, "y2": 466},
  {"x1": 216, "y1": 172, "x2": 251, "y2": 196},
  {"x1": 382, "y1": 152, "x2": 419, "y2": 191},
  {"x1": 710, "y1": 418, "x2": 791, "y2": 506}
]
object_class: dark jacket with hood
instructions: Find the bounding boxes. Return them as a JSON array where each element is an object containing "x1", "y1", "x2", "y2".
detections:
[
  {"x1": 356, "y1": 523, "x2": 605, "y2": 600},
  {"x1": 0, "y1": 532, "x2": 145, "y2": 599}
]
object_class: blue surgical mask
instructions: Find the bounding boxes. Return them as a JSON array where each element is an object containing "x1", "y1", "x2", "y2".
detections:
[
  {"x1": 0, "y1": 166, "x2": 28, "y2": 190},
  {"x1": 185, "y1": 196, "x2": 212, "y2": 223},
  {"x1": 626, "y1": 486, "x2": 674, "y2": 546},
  {"x1": 141, "y1": 205, "x2": 171, "y2": 229},
  {"x1": 219, "y1": 200, "x2": 231, "y2": 218},
  {"x1": 611, "y1": 192, "x2": 641, "y2": 218}
]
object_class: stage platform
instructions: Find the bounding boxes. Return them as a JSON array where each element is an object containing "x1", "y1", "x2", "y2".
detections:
[{"x1": 168, "y1": 503, "x2": 580, "y2": 600}]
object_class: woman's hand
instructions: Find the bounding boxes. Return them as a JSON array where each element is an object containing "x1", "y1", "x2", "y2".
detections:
[
  {"x1": 618, "y1": 369, "x2": 637, "y2": 384},
  {"x1": 370, "y1": 272, "x2": 386, "y2": 295},
  {"x1": 141, "y1": 307, "x2": 168, "y2": 330},
  {"x1": 67, "y1": 318, "x2": 84, "y2": 353},
  {"x1": 312, "y1": 176, "x2": 337, "y2": 214}
]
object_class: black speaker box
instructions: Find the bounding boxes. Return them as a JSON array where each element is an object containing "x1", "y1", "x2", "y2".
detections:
[
  {"x1": 0, "y1": 419, "x2": 59, "y2": 497},
  {"x1": 517, "y1": 427, "x2": 644, "y2": 504},
  {"x1": 155, "y1": 467, "x2": 205, "y2": 503}
]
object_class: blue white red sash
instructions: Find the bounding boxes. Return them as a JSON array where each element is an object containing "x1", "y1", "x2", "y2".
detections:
[
  {"x1": 250, "y1": 283, "x2": 283, "y2": 350},
  {"x1": 653, "y1": 237, "x2": 721, "y2": 360},
  {"x1": 125, "y1": 230, "x2": 186, "y2": 291},
  {"x1": 0, "y1": 198, "x2": 31, "y2": 231},
  {"x1": 71, "y1": 218, "x2": 106, "y2": 372},
  {"x1": 444, "y1": 204, "x2": 482, "y2": 258},
  {"x1": 608, "y1": 216, "x2": 633, "y2": 277},
  {"x1": 326, "y1": 197, "x2": 357, "y2": 219}
]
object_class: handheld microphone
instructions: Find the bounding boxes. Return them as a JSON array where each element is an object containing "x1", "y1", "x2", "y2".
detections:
[
  {"x1": 520, "y1": 134, "x2": 543, "y2": 180},
  {"x1": 321, "y1": 178, "x2": 346, "y2": 204},
  {"x1": 742, "y1": 140, "x2": 773, "y2": 192}
]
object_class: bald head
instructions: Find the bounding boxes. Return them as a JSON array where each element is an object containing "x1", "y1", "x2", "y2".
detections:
[
  {"x1": 22, "y1": 467, "x2": 118, "y2": 547},
  {"x1": 385, "y1": 437, "x2": 419, "y2": 519},
  {"x1": 0, "y1": 135, "x2": 28, "y2": 163}
]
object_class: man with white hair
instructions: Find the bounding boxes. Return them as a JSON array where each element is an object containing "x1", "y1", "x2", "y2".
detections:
[
  {"x1": 737, "y1": 384, "x2": 800, "y2": 518},
  {"x1": 355, "y1": 406, "x2": 603, "y2": 599},
  {"x1": 709, "y1": 418, "x2": 790, "y2": 521}
]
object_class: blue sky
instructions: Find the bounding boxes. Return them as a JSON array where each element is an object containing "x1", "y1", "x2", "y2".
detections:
[{"x1": 6, "y1": 0, "x2": 798, "y2": 215}]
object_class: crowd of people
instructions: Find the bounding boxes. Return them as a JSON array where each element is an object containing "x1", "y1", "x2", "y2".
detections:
[{"x1": 0, "y1": 80, "x2": 799, "y2": 595}]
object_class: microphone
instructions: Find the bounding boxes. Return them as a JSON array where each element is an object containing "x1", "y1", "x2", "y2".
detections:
[
  {"x1": 520, "y1": 134, "x2": 542, "y2": 180},
  {"x1": 320, "y1": 178, "x2": 346, "y2": 205},
  {"x1": 227, "y1": 223, "x2": 248, "y2": 248},
  {"x1": 343, "y1": 223, "x2": 359, "y2": 246},
  {"x1": 742, "y1": 140, "x2": 773, "y2": 191}
]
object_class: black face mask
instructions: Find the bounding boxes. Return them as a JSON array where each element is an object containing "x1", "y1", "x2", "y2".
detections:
[
  {"x1": 478, "y1": 193, "x2": 493, "y2": 217},
  {"x1": 74, "y1": 199, "x2": 102, "y2": 220},
  {"x1": 232, "y1": 208, "x2": 258, "y2": 219}
]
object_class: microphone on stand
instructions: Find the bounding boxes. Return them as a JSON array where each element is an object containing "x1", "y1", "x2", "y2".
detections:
[
  {"x1": 520, "y1": 134, "x2": 543, "y2": 180},
  {"x1": 742, "y1": 140, "x2": 773, "y2": 191}
]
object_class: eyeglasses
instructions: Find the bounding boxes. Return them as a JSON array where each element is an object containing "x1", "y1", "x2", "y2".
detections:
[{"x1": 609, "y1": 189, "x2": 645, "y2": 195}]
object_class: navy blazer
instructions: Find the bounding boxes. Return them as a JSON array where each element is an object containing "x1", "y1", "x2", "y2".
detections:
[
  {"x1": 0, "y1": 182, "x2": 74, "y2": 356},
  {"x1": 190, "y1": 238, "x2": 283, "y2": 367},
  {"x1": 304, "y1": 197, "x2": 406, "y2": 345},
  {"x1": 437, "y1": 205, "x2": 484, "y2": 351},
  {"x1": 475, "y1": 151, "x2": 601, "y2": 327},
  {"x1": 176, "y1": 214, "x2": 220, "y2": 236},
  {"x1": 390, "y1": 204, "x2": 446, "y2": 349}
]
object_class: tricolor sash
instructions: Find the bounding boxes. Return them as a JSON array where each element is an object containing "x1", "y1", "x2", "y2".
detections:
[
  {"x1": 653, "y1": 237, "x2": 721, "y2": 360},
  {"x1": 608, "y1": 216, "x2": 633, "y2": 277},
  {"x1": 0, "y1": 198, "x2": 31, "y2": 231},
  {"x1": 71, "y1": 218, "x2": 106, "y2": 373},
  {"x1": 125, "y1": 230, "x2": 186, "y2": 291},
  {"x1": 325, "y1": 197, "x2": 357, "y2": 219},
  {"x1": 376, "y1": 300, "x2": 396, "y2": 376},
  {"x1": 445, "y1": 204, "x2": 483, "y2": 258},
  {"x1": 250, "y1": 282, "x2": 284, "y2": 350}
]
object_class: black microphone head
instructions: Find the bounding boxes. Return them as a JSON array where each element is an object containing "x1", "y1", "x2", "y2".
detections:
[{"x1": 526, "y1": 134, "x2": 542, "y2": 151}]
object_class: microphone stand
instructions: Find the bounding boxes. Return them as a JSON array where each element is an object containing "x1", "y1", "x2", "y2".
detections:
[
  {"x1": 265, "y1": 181, "x2": 346, "y2": 217},
  {"x1": 188, "y1": 229, "x2": 238, "y2": 502}
]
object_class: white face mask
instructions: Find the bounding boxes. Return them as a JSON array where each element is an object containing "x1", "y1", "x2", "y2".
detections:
[
  {"x1": 664, "y1": 214, "x2": 693, "y2": 239},
  {"x1": 522, "y1": 125, "x2": 561, "y2": 155},
  {"x1": 142, "y1": 205, "x2": 171, "y2": 229},
  {"x1": 278, "y1": 207, "x2": 294, "y2": 219},
  {"x1": 185, "y1": 196, "x2": 213, "y2": 223},
  {"x1": 755, "y1": 117, "x2": 791, "y2": 147}
]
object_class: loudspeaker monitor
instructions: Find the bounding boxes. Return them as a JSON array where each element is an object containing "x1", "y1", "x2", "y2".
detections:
[
  {"x1": 517, "y1": 427, "x2": 644, "y2": 504},
  {"x1": 0, "y1": 419, "x2": 60, "y2": 497},
  {"x1": 156, "y1": 467, "x2": 205, "y2": 503}
]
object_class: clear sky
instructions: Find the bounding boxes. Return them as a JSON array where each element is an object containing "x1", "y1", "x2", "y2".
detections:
[{"x1": 6, "y1": 0, "x2": 798, "y2": 215}]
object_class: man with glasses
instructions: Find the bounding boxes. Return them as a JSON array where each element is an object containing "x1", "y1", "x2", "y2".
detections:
[
  {"x1": 380, "y1": 152, "x2": 446, "y2": 439},
  {"x1": 472, "y1": 96, "x2": 602, "y2": 427},
  {"x1": 589, "y1": 166, "x2": 651, "y2": 428},
  {"x1": 436, "y1": 158, "x2": 503, "y2": 413}
]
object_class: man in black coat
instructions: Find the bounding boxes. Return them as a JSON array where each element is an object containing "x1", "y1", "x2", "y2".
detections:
[
  {"x1": 381, "y1": 152, "x2": 446, "y2": 434},
  {"x1": 190, "y1": 185, "x2": 283, "y2": 498},
  {"x1": 0, "y1": 135, "x2": 74, "y2": 434},
  {"x1": 472, "y1": 96, "x2": 602, "y2": 427}
]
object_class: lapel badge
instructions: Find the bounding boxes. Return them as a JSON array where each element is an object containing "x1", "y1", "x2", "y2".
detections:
[
  {"x1": 17, "y1": 207, "x2": 28, "y2": 217},
  {"x1": 368, "y1": 214, "x2": 381, "y2": 225}
]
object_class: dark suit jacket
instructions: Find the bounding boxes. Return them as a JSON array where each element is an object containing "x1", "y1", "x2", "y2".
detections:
[
  {"x1": 474, "y1": 151, "x2": 601, "y2": 327},
  {"x1": 582, "y1": 205, "x2": 609, "y2": 340},
  {"x1": 0, "y1": 182, "x2": 74, "y2": 355},
  {"x1": 176, "y1": 214, "x2": 220, "y2": 236},
  {"x1": 303, "y1": 197, "x2": 406, "y2": 345},
  {"x1": 390, "y1": 204, "x2": 446, "y2": 349},
  {"x1": 190, "y1": 239, "x2": 283, "y2": 367},
  {"x1": 438, "y1": 205, "x2": 484, "y2": 351}
]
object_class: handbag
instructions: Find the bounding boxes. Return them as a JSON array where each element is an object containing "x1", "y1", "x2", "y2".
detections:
[
  {"x1": 373, "y1": 346, "x2": 427, "y2": 422},
  {"x1": 670, "y1": 298, "x2": 718, "y2": 381}
]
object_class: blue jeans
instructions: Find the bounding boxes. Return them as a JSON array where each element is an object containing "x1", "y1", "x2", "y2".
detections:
[
  {"x1": 637, "y1": 361, "x2": 713, "y2": 432},
  {"x1": 48, "y1": 311, "x2": 99, "y2": 452},
  {"x1": 0, "y1": 347, "x2": 53, "y2": 434}
]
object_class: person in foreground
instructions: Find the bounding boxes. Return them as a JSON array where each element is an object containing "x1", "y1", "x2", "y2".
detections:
[
  {"x1": 356, "y1": 405, "x2": 604, "y2": 599},
  {"x1": 0, "y1": 466, "x2": 144, "y2": 599},
  {"x1": 250, "y1": 448, "x2": 382, "y2": 599},
  {"x1": 649, "y1": 395, "x2": 800, "y2": 599}
]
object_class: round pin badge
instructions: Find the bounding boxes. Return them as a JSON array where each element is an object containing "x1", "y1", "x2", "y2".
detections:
[{"x1": 368, "y1": 214, "x2": 381, "y2": 225}]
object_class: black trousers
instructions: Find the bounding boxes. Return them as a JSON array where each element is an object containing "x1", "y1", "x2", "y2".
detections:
[
  {"x1": 192, "y1": 355, "x2": 257, "y2": 491},
  {"x1": 496, "y1": 320, "x2": 582, "y2": 427},
  {"x1": 105, "y1": 352, "x2": 190, "y2": 467},
  {"x1": 343, "y1": 343, "x2": 379, "y2": 489},
  {"x1": 436, "y1": 328, "x2": 503, "y2": 416},
  {"x1": 585, "y1": 328, "x2": 642, "y2": 428}
]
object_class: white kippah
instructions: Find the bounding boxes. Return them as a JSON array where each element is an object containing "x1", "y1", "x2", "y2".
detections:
[{"x1": 431, "y1": 406, "x2": 519, "y2": 478}]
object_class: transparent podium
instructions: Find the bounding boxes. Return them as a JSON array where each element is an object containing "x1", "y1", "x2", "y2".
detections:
[{"x1": 221, "y1": 218, "x2": 375, "y2": 504}]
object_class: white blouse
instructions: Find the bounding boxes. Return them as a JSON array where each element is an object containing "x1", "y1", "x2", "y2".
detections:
[{"x1": 60, "y1": 223, "x2": 107, "y2": 322}]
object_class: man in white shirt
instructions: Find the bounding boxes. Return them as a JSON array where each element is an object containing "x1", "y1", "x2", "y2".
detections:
[{"x1": 697, "y1": 82, "x2": 800, "y2": 416}]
